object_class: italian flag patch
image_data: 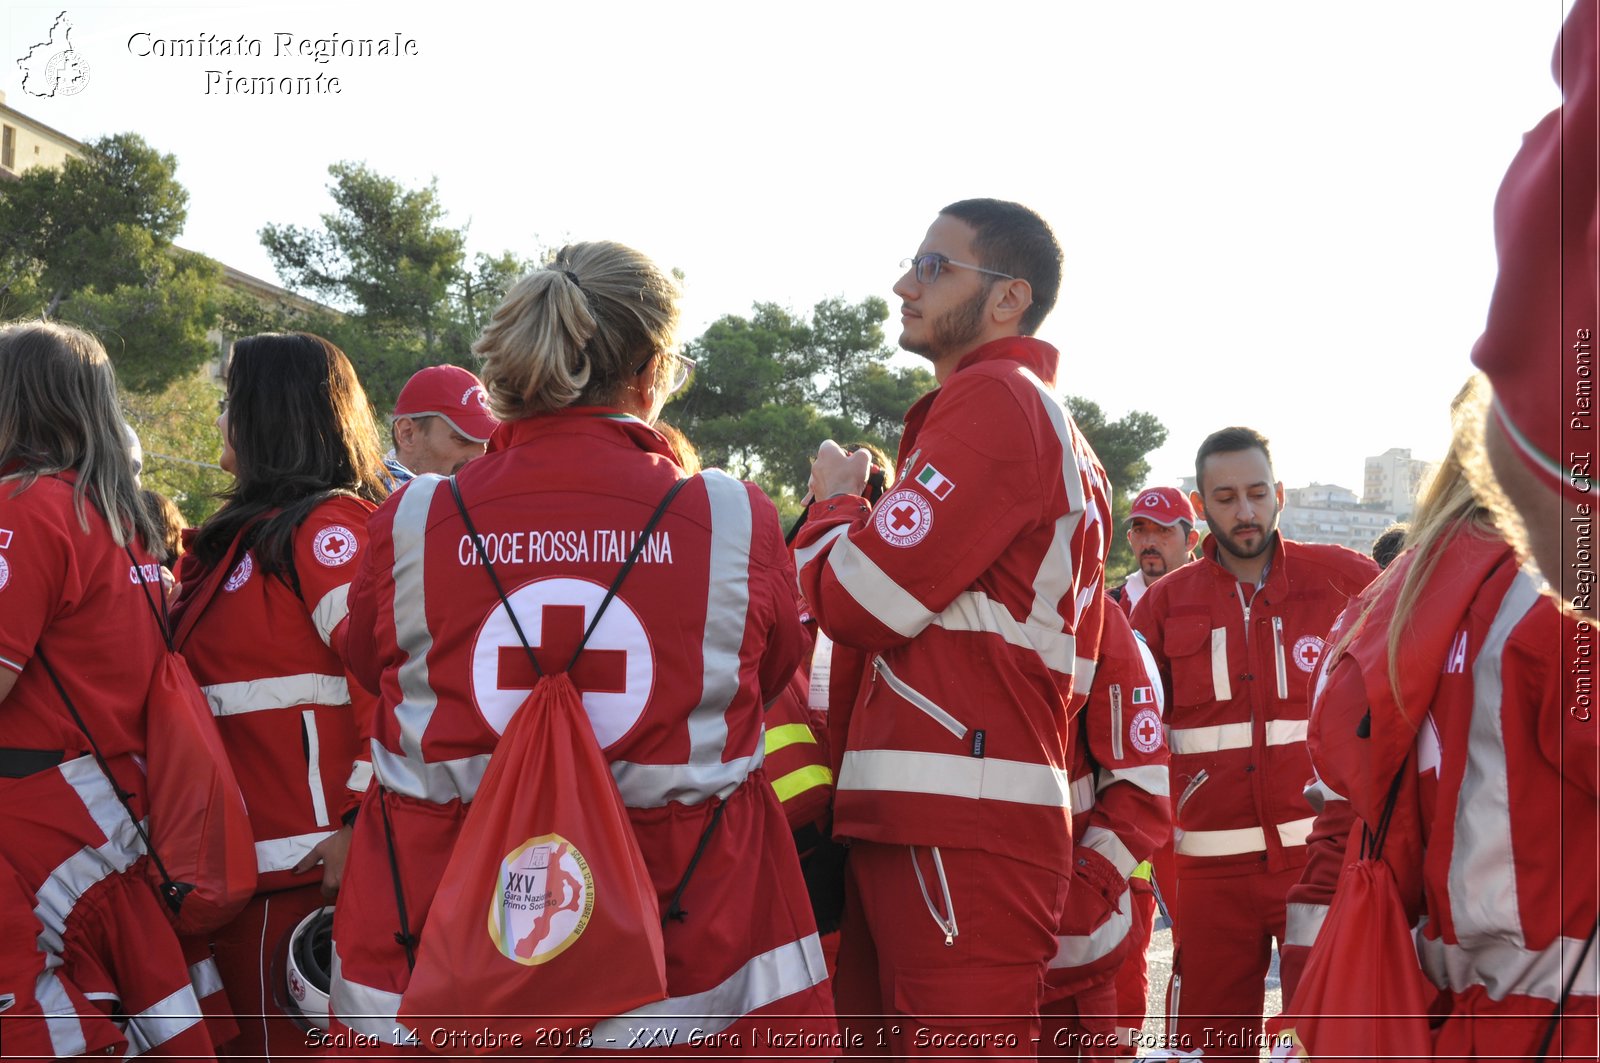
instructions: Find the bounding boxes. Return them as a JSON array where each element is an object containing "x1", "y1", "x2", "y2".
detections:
[
  {"x1": 1131, "y1": 686, "x2": 1154, "y2": 705},
  {"x1": 915, "y1": 463, "x2": 956, "y2": 500}
]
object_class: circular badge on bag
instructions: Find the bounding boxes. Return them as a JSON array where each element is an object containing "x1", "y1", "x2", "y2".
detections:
[
  {"x1": 0, "y1": 554, "x2": 9, "y2": 592},
  {"x1": 489, "y1": 834, "x2": 594, "y2": 965},
  {"x1": 1129, "y1": 708, "x2": 1163, "y2": 754},
  {"x1": 311, "y1": 525, "x2": 358, "y2": 567},
  {"x1": 873, "y1": 489, "x2": 932, "y2": 548},
  {"x1": 224, "y1": 552, "x2": 254, "y2": 592},
  {"x1": 1293, "y1": 635, "x2": 1326, "y2": 673}
]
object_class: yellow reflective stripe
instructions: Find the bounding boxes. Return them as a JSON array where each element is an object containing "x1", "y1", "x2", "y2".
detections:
[
  {"x1": 764, "y1": 723, "x2": 819, "y2": 754},
  {"x1": 1130, "y1": 861, "x2": 1153, "y2": 881},
  {"x1": 771, "y1": 764, "x2": 833, "y2": 803}
]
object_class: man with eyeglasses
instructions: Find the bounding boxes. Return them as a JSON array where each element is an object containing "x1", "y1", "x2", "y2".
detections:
[
  {"x1": 794, "y1": 199, "x2": 1113, "y2": 1055},
  {"x1": 383, "y1": 365, "x2": 500, "y2": 483}
]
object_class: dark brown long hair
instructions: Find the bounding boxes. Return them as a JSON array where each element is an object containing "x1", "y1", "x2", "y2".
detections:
[{"x1": 191, "y1": 332, "x2": 386, "y2": 585}]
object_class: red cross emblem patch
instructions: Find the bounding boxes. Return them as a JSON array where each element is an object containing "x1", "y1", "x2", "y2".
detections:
[
  {"x1": 1129, "y1": 707, "x2": 1163, "y2": 754},
  {"x1": 312, "y1": 525, "x2": 359, "y2": 567},
  {"x1": 872, "y1": 489, "x2": 933, "y2": 548}
]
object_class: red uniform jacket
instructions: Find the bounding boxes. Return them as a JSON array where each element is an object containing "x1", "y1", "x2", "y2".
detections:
[
  {"x1": 1046, "y1": 601, "x2": 1172, "y2": 996},
  {"x1": 1284, "y1": 533, "x2": 1597, "y2": 1055},
  {"x1": 172, "y1": 495, "x2": 377, "y2": 893},
  {"x1": 1131, "y1": 534, "x2": 1376, "y2": 878},
  {"x1": 794, "y1": 336, "x2": 1111, "y2": 875},
  {"x1": 329, "y1": 411, "x2": 828, "y2": 1043}
]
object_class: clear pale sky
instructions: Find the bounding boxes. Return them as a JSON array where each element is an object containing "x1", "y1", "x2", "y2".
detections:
[{"x1": 3, "y1": 1, "x2": 1577, "y2": 493}]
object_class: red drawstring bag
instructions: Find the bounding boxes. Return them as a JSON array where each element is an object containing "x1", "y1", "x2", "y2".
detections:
[
  {"x1": 398, "y1": 672, "x2": 668, "y2": 1047},
  {"x1": 139, "y1": 646, "x2": 257, "y2": 935},
  {"x1": 1266, "y1": 771, "x2": 1437, "y2": 1060},
  {"x1": 396, "y1": 476, "x2": 684, "y2": 1051}
]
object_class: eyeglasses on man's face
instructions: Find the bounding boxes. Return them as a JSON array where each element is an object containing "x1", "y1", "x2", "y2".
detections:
[
  {"x1": 634, "y1": 350, "x2": 698, "y2": 395},
  {"x1": 900, "y1": 253, "x2": 1015, "y2": 286}
]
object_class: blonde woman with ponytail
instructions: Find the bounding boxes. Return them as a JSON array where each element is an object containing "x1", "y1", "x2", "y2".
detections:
[
  {"x1": 0, "y1": 322, "x2": 220, "y2": 1058},
  {"x1": 330, "y1": 242, "x2": 834, "y2": 1050},
  {"x1": 1282, "y1": 375, "x2": 1597, "y2": 1059}
]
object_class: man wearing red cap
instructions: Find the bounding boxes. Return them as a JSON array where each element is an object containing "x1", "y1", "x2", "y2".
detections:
[
  {"x1": 384, "y1": 365, "x2": 500, "y2": 482},
  {"x1": 1111, "y1": 487, "x2": 1199, "y2": 619},
  {"x1": 1129, "y1": 427, "x2": 1376, "y2": 1059}
]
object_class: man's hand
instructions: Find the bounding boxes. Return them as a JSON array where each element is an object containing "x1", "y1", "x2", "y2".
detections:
[
  {"x1": 293, "y1": 824, "x2": 354, "y2": 900},
  {"x1": 809, "y1": 440, "x2": 872, "y2": 502}
]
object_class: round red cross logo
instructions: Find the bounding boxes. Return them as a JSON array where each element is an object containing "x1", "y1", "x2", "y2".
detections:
[
  {"x1": 312, "y1": 525, "x2": 358, "y2": 567},
  {"x1": 1293, "y1": 635, "x2": 1325, "y2": 673},
  {"x1": 873, "y1": 489, "x2": 932, "y2": 548},
  {"x1": 224, "y1": 552, "x2": 254, "y2": 592},
  {"x1": 1129, "y1": 708, "x2": 1163, "y2": 754},
  {"x1": 0, "y1": 554, "x2": 9, "y2": 593}
]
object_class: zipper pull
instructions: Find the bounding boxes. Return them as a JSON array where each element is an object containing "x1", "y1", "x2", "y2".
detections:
[{"x1": 944, "y1": 930, "x2": 954, "y2": 947}]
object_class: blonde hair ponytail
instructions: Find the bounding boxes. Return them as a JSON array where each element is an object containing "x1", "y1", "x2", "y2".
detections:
[{"x1": 475, "y1": 242, "x2": 680, "y2": 420}]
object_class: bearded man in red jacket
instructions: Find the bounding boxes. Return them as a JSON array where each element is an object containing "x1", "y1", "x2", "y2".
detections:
[{"x1": 799, "y1": 199, "x2": 1111, "y2": 1056}]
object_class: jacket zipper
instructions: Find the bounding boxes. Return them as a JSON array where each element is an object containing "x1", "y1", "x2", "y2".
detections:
[
  {"x1": 872, "y1": 657, "x2": 968, "y2": 740},
  {"x1": 1110, "y1": 683, "x2": 1125, "y2": 760},
  {"x1": 1272, "y1": 616, "x2": 1289, "y2": 699},
  {"x1": 1175, "y1": 768, "x2": 1209, "y2": 819}
]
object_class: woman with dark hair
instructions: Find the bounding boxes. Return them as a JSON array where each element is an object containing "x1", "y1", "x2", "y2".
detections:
[
  {"x1": 171, "y1": 331, "x2": 387, "y2": 1059},
  {"x1": 329, "y1": 242, "x2": 833, "y2": 1051},
  {"x1": 0, "y1": 321, "x2": 220, "y2": 1058}
]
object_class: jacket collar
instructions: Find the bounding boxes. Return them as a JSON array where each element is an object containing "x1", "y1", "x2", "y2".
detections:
[
  {"x1": 488, "y1": 407, "x2": 679, "y2": 464},
  {"x1": 1200, "y1": 530, "x2": 1289, "y2": 598},
  {"x1": 899, "y1": 337, "x2": 1061, "y2": 473}
]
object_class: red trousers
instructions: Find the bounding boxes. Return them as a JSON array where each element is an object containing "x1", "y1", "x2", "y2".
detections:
[
  {"x1": 1039, "y1": 978, "x2": 1119, "y2": 1060},
  {"x1": 0, "y1": 754, "x2": 217, "y2": 1060},
  {"x1": 1110, "y1": 882, "x2": 1156, "y2": 1056},
  {"x1": 209, "y1": 884, "x2": 329, "y2": 1060},
  {"x1": 1167, "y1": 865, "x2": 1298, "y2": 1060},
  {"x1": 834, "y1": 841, "x2": 1069, "y2": 1059}
]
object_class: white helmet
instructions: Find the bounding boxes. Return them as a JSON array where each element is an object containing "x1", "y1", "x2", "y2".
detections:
[{"x1": 279, "y1": 906, "x2": 334, "y2": 1032}]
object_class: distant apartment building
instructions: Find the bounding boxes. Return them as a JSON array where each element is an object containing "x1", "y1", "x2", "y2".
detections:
[
  {"x1": 1280, "y1": 483, "x2": 1400, "y2": 555},
  {"x1": 1363, "y1": 447, "x2": 1433, "y2": 518}
]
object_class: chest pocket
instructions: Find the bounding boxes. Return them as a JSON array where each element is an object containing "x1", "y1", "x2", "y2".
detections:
[{"x1": 1165, "y1": 615, "x2": 1224, "y2": 707}]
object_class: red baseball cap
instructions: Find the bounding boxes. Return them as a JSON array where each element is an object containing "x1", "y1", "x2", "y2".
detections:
[
  {"x1": 394, "y1": 365, "x2": 499, "y2": 443},
  {"x1": 1127, "y1": 486, "x2": 1195, "y2": 528}
]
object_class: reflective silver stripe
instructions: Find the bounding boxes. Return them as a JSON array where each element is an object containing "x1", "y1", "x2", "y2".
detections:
[
  {"x1": 1082, "y1": 824, "x2": 1138, "y2": 879},
  {"x1": 35, "y1": 764, "x2": 147, "y2": 954},
  {"x1": 1284, "y1": 902, "x2": 1329, "y2": 948},
  {"x1": 931, "y1": 590, "x2": 1078, "y2": 675},
  {"x1": 610, "y1": 749, "x2": 764, "y2": 808},
  {"x1": 839, "y1": 748, "x2": 1071, "y2": 808},
  {"x1": 1210, "y1": 628, "x2": 1232, "y2": 701},
  {"x1": 255, "y1": 831, "x2": 333, "y2": 874},
  {"x1": 1074, "y1": 656, "x2": 1097, "y2": 691},
  {"x1": 1451, "y1": 570, "x2": 1541, "y2": 944},
  {"x1": 590, "y1": 933, "x2": 828, "y2": 1046},
  {"x1": 793, "y1": 524, "x2": 849, "y2": 586},
  {"x1": 312, "y1": 584, "x2": 351, "y2": 647},
  {"x1": 188, "y1": 956, "x2": 223, "y2": 999},
  {"x1": 1173, "y1": 817, "x2": 1315, "y2": 857},
  {"x1": 392, "y1": 475, "x2": 446, "y2": 766},
  {"x1": 346, "y1": 760, "x2": 374, "y2": 793},
  {"x1": 1132, "y1": 633, "x2": 1165, "y2": 711},
  {"x1": 1097, "y1": 763, "x2": 1170, "y2": 797},
  {"x1": 1169, "y1": 718, "x2": 1306, "y2": 755},
  {"x1": 1070, "y1": 773, "x2": 1096, "y2": 816},
  {"x1": 873, "y1": 656, "x2": 966, "y2": 739},
  {"x1": 1416, "y1": 930, "x2": 1600, "y2": 1003},
  {"x1": 35, "y1": 954, "x2": 88, "y2": 1058},
  {"x1": 303, "y1": 710, "x2": 330, "y2": 827},
  {"x1": 1016, "y1": 369, "x2": 1094, "y2": 658},
  {"x1": 1049, "y1": 886, "x2": 1133, "y2": 969},
  {"x1": 201, "y1": 673, "x2": 350, "y2": 716},
  {"x1": 0, "y1": 652, "x2": 24, "y2": 673},
  {"x1": 826, "y1": 535, "x2": 935, "y2": 638},
  {"x1": 369, "y1": 743, "x2": 490, "y2": 803},
  {"x1": 1272, "y1": 616, "x2": 1289, "y2": 699},
  {"x1": 329, "y1": 949, "x2": 416, "y2": 1043},
  {"x1": 692, "y1": 471, "x2": 753, "y2": 776},
  {"x1": 123, "y1": 983, "x2": 203, "y2": 1056}
]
